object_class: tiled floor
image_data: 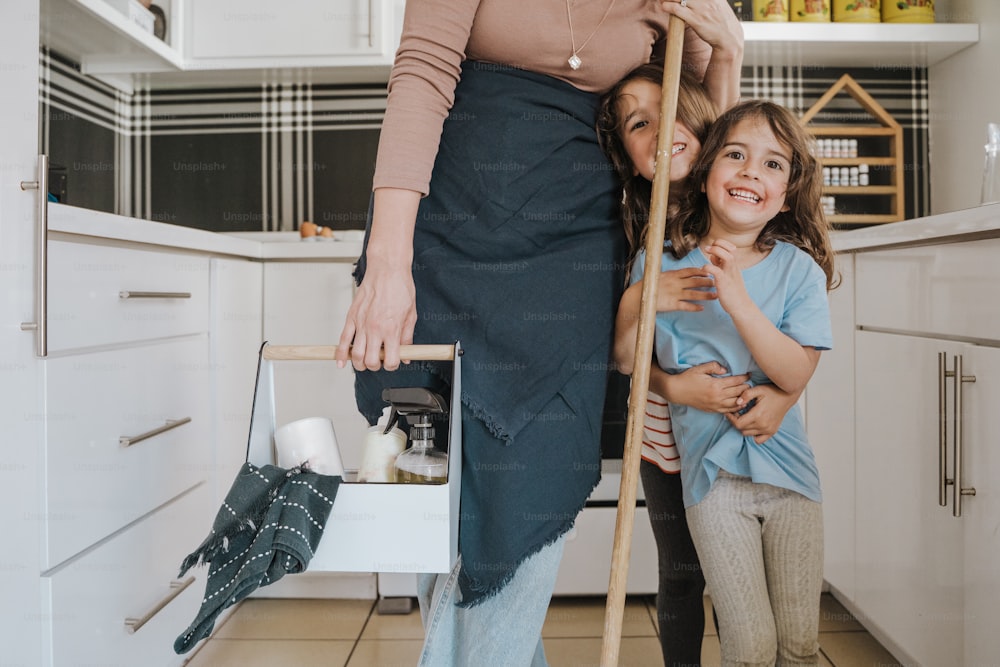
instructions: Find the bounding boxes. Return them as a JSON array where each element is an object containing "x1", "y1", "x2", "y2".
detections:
[{"x1": 185, "y1": 593, "x2": 901, "y2": 667}]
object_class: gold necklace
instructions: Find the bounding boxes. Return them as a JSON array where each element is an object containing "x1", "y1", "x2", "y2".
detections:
[{"x1": 565, "y1": 0, "x2": 618, "y2": 70}]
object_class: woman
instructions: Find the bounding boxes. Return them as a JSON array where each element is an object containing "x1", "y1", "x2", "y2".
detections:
[{"x1": 335, "y1": 1, "x2": 744, "y2": 664}]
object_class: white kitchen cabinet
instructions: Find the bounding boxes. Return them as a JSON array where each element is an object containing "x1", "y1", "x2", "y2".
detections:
[
  {"x1": 209, "y1": 257, "x2": 264, "y2": 507},
  {"x1": 36, "y1": 230, "x2": 215, "y2": 664},
  {"x1": 257, "y1": 257, "x2": 377, "y2": 600},
  {"x1": 854, "y1": 330, "x2": 964, "y2": 665},
  {"x1": 1, "y1": 4, "x2": 46, "y2": 666},
  {"x1": 39, "y1": 0, "x2": 184, "y2": 92},
  {"x1": 43, "y1": 337, "x2": 210, "y2": 568},
  {"x1": 804, "y1": 253, "x2": 856, "y2": 601},
  {"x1": 46, "y1": 240, "x2": 210, "y2": 352},
  {"x1": 262, "y1": 260, "x2": 369, "y2": 469},
  {"x1": 43, "y1": 484, "x2": 208, "y2": 667},
  {"x1": 961, "y1": 344, "x2": 1000, "y2": 667},
  {"x1": 848, "y1": 239, "x2": 1000, "y2": 665},
  {"x1": 184, "y1": 0, "x2": 404, "y2": 70}
]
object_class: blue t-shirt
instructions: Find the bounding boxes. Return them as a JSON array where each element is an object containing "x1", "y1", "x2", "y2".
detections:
[{"x1": 630, "y1": 241, "x2": 833, "y2": 507}]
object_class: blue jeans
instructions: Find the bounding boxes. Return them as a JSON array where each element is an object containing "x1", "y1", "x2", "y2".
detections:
[{"x1": 416, "y1": 534, "x2": 567, "y2": 667}]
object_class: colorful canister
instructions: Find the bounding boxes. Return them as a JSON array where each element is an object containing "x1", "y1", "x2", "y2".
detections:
[
  {"x1": 833, "y1": 0, "x2": 880, "y2": 22},
  {"x1": 882, "y1": 0, "x2": 934, "y2": 23},
  {"x1": 791, "y1": 0, "x2": 831, "y2": 21},
  {"x1": 753, "y1": 0, "x2": 790, "y2": 21}
]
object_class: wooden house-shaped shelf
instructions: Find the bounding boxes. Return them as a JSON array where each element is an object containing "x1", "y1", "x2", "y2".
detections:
[{"x1": 800, "y1": 74, "x2": 904, "y2": 226}]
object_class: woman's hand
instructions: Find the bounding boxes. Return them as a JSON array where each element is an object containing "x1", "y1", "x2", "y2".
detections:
[
  {"x1": 649, "y1": 361, "x2": 750, "y2": 414},
  {"x1": 662, "y1": 0, "x2": 743, "y2": 56},
  {"x1": 661, "y1": 0, "x2": 744, "y2": 111},
  {"x1": 335, "y1": 188, "x2": 420, "y2": 371},
  {"x1": 726, "y1": 383, "x2": 802, "y2": 444}
]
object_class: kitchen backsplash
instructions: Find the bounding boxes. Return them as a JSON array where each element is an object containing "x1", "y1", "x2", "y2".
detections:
[{"x1": 40, "y1": 47, "x2": 930, "y2": 231}]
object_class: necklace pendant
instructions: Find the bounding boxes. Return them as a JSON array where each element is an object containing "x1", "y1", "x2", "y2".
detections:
[{"x1": 568, "y1": 54, "x2": 582, "y2": 70}]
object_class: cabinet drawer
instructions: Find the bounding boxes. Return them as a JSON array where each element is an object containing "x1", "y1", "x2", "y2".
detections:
[
  {"x1": 47, "y1": 241, "x2": 210, "y2": 351},
  {"x1": 189, "y1": 0, "x2": 384, "y2": 59},
  {"x1": 44, "y1": 484, "x2": 209, "y2": 667},
  {"x1": 855, "y1": 238, "x2": 1000, "y2": 341},
  {"x1": 43, "y1": 337, "x2": 211, "y2": 568}
]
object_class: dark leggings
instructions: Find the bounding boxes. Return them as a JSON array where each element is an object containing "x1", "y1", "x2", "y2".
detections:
[{"x1": 640, "y1": 460, "x2": 707, "y2": 667}]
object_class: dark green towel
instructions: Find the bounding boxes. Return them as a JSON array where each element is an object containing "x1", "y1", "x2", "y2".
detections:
[{"x1": 174, "y1": 462, "x2": 341, "y2": 654}]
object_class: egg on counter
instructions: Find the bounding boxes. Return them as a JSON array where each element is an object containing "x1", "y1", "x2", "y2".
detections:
[{"x1": 300, "y1": 221, "x2": 336, "y2": 241}]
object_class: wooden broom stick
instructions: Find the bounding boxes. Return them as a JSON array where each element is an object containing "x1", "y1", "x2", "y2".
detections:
[{"x1": 600, "y1": 15, "x2": 686, "y2": 666}]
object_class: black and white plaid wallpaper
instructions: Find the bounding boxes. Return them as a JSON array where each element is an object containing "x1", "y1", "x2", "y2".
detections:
[{"x1": 40, "y1": 48, "x2": 930, "y2": 230}]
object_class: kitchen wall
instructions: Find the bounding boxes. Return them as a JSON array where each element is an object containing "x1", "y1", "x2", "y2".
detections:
[
  {"x1": 41, "y1": 48, "x2": 932, "y2": 231},
  {"x1": 930, "y1": 0, "x2": 999, "y2": 214}
]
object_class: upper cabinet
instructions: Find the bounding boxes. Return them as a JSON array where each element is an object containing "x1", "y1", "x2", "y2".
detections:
[
  {"x1": 184, "y1": 0, "x2": 403, "y2": 69},
  {"x1": 39, "y1": 0, "x2": 184, "y2": 76},
  {"x1": 38, "y1": 0, "x2": 980, "y2": 92}
]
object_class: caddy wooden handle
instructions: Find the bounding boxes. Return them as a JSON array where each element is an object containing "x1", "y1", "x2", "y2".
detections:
[
  {"x1": 262, "y1": 344, "x2": 456, "y2": 361},
  {"x1": 600, "y1": 15, "x2": 686, "y2": 667}
]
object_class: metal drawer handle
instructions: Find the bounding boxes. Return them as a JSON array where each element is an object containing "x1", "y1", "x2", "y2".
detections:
[
  {"x1": 124, "y1": 576, "x2": 195, "y2": 634},
  {"x1": 938, "y1": 352, "x2": 950, "y2": 506},
  {"x1": 952, "y1": 354, "x2": 977, "y2": 518},
  {"x1": 120, "y1": 417, "x2": 191, "y2": 447},
  {"x1": 19, "y1": 154, "x2": 49, "y2": 358},
  {"x1": 119, "y1": 291, "x2": 192, "y2": 299}
]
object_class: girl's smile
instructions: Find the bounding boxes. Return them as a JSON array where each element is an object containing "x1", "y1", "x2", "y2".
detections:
[{"x1": 618, "y1": 79, "x2": 701, "y2": 183}]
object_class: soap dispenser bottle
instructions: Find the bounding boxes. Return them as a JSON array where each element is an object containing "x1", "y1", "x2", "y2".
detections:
[
  {"x1": 357, "y1": 406, "x2": 407, "y2": 483},
  {"x1": 384, "y1": 387, "x2": 449, "y2": 484}
]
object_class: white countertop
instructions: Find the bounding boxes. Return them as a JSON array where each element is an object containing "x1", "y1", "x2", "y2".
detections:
[
  {"x1": 48, "y1": 204, "x2": 364, "y2": 260},
  {"x1": 48, "y1": 201, "x2": 1000, "y2": 259},
  {"x1": 832, "y1": 203, "x2": 1000, "y2": 252}
]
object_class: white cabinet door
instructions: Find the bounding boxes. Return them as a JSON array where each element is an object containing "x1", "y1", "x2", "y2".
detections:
[
  {"x1": 209, "y1": 257, "x2": 263, "y2": 507},
  {"x1": 806, "y1": 254, "x2": 855, "y2": 601},
  {"x1": 961, "y1": 344, "x2": 1000, "y2": 665},
  {"x1": 262, "y1": 261, "x2": 369, "y2": 469},
  {"x1": 0, "y1": 3, "x2": 45, "y2": 665},
  {"x1": 188, "y1": 0, "x2": 396, "y2": 65},
  {"x1": 854, "y1": 330, "x2": 964, "y2": 666}
]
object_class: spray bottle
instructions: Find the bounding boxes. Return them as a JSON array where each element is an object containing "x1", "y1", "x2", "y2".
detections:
[{"x1": 384, "y1": 387, "x2": 449, "y2": 484}]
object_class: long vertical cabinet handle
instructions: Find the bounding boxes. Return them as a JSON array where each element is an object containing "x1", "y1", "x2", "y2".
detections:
[
  {"x1": 368, "y1": 0, "x2": 374, "y2": 47},
  {"x1": 938, "y1": 352, "x2": 951, "y2": 506},
  {"x1": 952, "y1": 354, "x2": 977, "y2": 518},
  {"x1": 19, "y1": 154, "x2": 49, "y2": 357}
]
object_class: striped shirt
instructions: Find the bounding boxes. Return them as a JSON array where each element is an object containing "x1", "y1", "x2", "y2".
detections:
[{"x1": 642, "y1": 391, "x2": 680, "y2": 474}]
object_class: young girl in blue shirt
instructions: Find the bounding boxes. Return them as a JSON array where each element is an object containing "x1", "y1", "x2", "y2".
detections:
[
  {"x1": 615, "y1": 99, "x2": 836, "y2": 665},
  {"x1": 600, "y1": 68, "x2": 808, "y2": 666}
]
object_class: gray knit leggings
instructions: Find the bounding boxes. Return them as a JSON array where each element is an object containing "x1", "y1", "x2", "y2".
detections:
[{"x1": 686, "y1": 471, "x2": 823, "y2": 667}]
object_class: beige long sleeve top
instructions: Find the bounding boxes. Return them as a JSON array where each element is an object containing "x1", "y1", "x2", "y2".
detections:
[{"x1": 372, "y1": 0, "x2": 711, "y2": 195}]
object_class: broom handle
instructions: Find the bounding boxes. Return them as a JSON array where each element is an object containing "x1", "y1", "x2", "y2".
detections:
[{"x1": 600, "y1": 15, "x2": 686, "y2": 666}]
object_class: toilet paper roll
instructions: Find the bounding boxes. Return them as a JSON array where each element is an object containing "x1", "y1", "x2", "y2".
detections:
[{"x1": 274, "y1": 416, "x2": 344, "y2": 476}]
